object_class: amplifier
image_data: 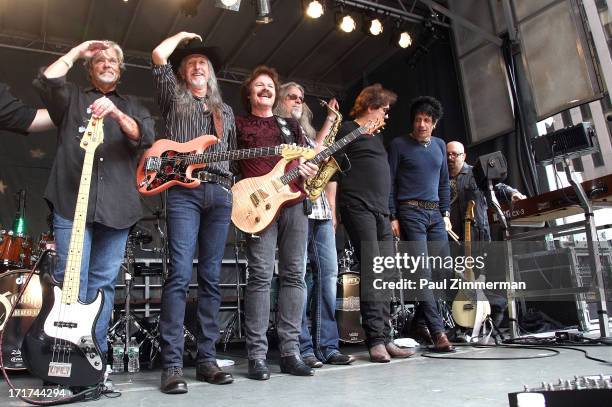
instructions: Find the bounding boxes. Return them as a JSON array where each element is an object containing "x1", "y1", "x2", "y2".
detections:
[{"x1": 533, "y1": 122, "x2": 598, "y2": 164}]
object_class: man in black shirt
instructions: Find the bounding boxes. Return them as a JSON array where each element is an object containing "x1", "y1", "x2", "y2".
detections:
[
  {"x1": 335, "y1": 84, "x2": 414, "y2": 362},
  {"x1": 151, "y1": 32, "x2": 237, "y2": 393},
  {"x1": 33, "y1": 40, "x2": 155, "y2": 366},
  {"x1": 0, "y1": 82, "x2": 53, "y2": 133}
]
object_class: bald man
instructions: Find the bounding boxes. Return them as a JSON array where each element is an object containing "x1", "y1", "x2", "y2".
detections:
[{"x1": 447, "y1": 141, "x2": 525, "y2": 241}]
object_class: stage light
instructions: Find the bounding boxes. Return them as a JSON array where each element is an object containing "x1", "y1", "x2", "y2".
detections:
[
  {"x1": 255, "y1": 0, "x2": 273, "y2": 24},
  {"x1": 305, "y1": 1, "x2": 324, "y2": 19},
  {"x1": 368, "y1": 18, "x2": 383, "y2": 36},
  {"x1": 215, "y1": 0, "x2": 241, "y2": 11},
  {"x1": 398, "y1": 31, "x2": 412, "y2": 48},
  {"x1": 339, "y1": 15, "x2": 356, "y2": 33}
]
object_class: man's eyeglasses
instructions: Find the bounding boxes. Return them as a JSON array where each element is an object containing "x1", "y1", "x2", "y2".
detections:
[
  {"x1": 286, "y1": 94, "x2": 304, "y2": 103},
  {"x1": 447, "y1": 152, "x2": 464, "y2": 158}
]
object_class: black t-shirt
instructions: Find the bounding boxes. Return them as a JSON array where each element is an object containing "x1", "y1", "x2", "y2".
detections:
[
  {"x1": 334, "y1": 120, "x2": 391, "y2": 214},
  {"x1": 0, "y1": 83, "x2": 36, "y2": 133}
]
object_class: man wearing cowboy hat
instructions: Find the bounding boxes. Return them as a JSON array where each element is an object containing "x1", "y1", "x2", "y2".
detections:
[{"x1": 151, "y1": 32, "x2": 237, "y2": 394}]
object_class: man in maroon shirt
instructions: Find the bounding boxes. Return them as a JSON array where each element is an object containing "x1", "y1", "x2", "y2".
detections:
[{"x1": 235, "y1": 66, "x2": 318, "y2": 380}]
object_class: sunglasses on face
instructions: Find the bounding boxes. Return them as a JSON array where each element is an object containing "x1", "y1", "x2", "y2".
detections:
[
  {"x1": 447, "y1": 152, "x2": 464, "y2": 158},
  {"x1": 286, "y1": 94, "x2": 304, "y2": 103}
]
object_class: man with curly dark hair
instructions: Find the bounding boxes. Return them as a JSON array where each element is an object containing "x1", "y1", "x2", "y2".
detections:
[{"x1": 388, "y1": 95, "x2": 455, "y2": 352}]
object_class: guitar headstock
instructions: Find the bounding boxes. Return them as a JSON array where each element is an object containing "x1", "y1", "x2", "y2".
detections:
[
  {"x1": 362, "y1": 118, "x2": 385, "y2": 135},
  {"x1": 466, "y1": 200, "x2": 475, "y2": 222},
  {"x1": 280, "y1": 144, "x2": 316, "y2": 160},
  {"x1": 80, "y1": 116, "x2": 104, "y2": 152}
]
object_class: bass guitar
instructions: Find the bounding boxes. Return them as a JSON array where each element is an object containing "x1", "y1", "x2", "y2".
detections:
[
  {"x1": 137, "y1": 135, "x2": 314, "y2": 195},
  {"x1": 451, "y1": 200, "x2": 491, "y2": 329},
  {"x1": 232, "y1": 120, "x2": 382, "y2": 234},
  {"x1": 22, "y1": 117, "x2": 106, "y2": 386}
]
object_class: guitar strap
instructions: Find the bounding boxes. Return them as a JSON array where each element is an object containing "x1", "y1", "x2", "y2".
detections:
[
  {"x1": 212, "y1": 109, "x2": 224, "y2": 142},
  {"x1": 274, "y1": 116, "x2": 295, "y2": 145}
]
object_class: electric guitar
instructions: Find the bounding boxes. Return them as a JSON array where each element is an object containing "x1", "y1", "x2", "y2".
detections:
[
  {"x1": 137, "y1": 135, "x2": 314, "y2": 195},
  {"x1": 451, "y1": 200, "x2": 491, "y2": 328},
  {"x1": 231, "y1": 120, "x2": 383, "y2": 234},
  {"x1": 22, "y1": 117, "x2": 106, "y2": 386}
]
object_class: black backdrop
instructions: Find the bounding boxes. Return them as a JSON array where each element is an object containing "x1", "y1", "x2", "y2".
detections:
[{"x1": 0, "y1": 35, "x2": 526, "y2": 247}]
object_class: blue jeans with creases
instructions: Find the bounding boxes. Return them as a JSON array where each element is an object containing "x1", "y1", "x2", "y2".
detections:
[
  {"x1": 299, "y1": 218, "x2": 341, "y2": 361},
  {"x1": 159, "y1": 183, "x2": 232, "y2": 367},
  {"x1": 397, "y1": 205, "x2": 449, "y2": 335},
  {"x1": 244, "y1": 203, "x2": 308, "y2": 360}
]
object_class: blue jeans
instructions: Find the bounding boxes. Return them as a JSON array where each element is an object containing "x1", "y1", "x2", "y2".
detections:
[
  {"x1": 244, "y1": 203, "x2": 308, "y2": 359},
  {"x1": 52, "y1": 212, "x2": 129, "y2": 354},
  {"x1": 299, "y1": 218, "x2": 340, "y2": 361},
  {"x1": 159, "y1": 183, "x2": 232, "y2": 367},
  {"x1": 397, "y1": 205, "x2": 449, "y2": 335}
]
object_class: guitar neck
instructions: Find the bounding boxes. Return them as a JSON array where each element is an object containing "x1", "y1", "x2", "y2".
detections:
[
  {"x1": 187, "y1": 146, "x2": 282, "y2": 165},
  {"x1": 280, "y1": 126, "x2": 366, "y2": 184},
  {"x1": 61, "y1": 149, "x2": 96, "y2": 305}
]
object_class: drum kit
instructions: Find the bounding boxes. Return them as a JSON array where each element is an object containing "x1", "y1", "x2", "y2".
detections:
[{"x1": 0, "y1": 191, "x2": 54, "y2": 370}]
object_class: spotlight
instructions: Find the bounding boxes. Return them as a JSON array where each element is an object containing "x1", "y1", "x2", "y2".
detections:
[
  {"x1": 215, "y1": 0, "x2": 241, "y2": 11},
  {"x1": 305, "y1": 1, "x2": 324, "y2": 19},
  {"x1": 398, "y1": 32, "x2": 412, "y2": 48},
  {"x1": 255, "y1": 0, "x2": 273, "y2": 24},
  {"x1": 338, "y1": 14, "x2": 356, "y2": 33},
  {"x1": 368, "y1": 18, "x2": 383, "y2": 36},
  {"x1": 391, "y1": 30, "x2": 412, "y2": 48}
]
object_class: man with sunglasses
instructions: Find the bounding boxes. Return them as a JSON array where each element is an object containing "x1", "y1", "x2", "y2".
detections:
[
  {"x1": 273, "y1": 82, "x2": 354, "y2": 368},
  {"x1": 446, "y1": 141, "x2": 525, "y2": 242},
  {"x1": 333, "y1": 84, "x2": 415, "y2": 363},
  {"x1": 388, "y1": 96, "x2": 454, "y2": 352},
  {"x1": 446, "y1": 141, "x2": 525, "y2": 329}
]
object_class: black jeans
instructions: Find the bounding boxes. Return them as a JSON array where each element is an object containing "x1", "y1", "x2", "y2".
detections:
[{"x1": 339, "y1": 204, "x2": 392, "y2": 348}]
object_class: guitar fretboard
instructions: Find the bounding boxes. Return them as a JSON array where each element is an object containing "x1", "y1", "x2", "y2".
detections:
[
  {"x1": 279, "y1": 126, "x2": 366, "y2": 185},
  {"x1": 183, "y1": 146, "x2": 283, "y2": 165},
  {"x1": 61, "y1": 119, "x2": 102, "y2": 305}
]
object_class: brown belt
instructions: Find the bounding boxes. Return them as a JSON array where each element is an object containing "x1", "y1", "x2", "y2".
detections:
[{"x1": 399, "y1": 200, "x2": 439, "y2": 209}]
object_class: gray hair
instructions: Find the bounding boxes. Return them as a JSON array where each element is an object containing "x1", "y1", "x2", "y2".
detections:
[
  {"x1": 274, "y1": 82, "x2": 316, "y2": 142},
  {"x1": 177, "y1": 56, "x2": 224, "y2": 116},
  {"x1": 82, "y1": 40, "x2": 125, "y2": 78}
]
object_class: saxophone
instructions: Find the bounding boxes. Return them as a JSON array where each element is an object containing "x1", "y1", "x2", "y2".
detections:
[{"x1": 304, "y1": 100, "x2": 342, "y2": 201}]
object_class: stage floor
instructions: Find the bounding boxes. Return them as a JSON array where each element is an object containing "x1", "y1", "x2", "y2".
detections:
[{"x1": 2, "y1": 338, "x2": 611, "y2": 407}]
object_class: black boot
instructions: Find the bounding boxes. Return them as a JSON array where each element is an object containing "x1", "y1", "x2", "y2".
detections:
[
  {"x1": 247, "y1": 359, "x2": 270, "y2": 381},
  {"x1": 160, "y1": 367, "x2": 187, "y2": 394},
  {"x1": 279, "y1": 355, "x2": 314, "y2": 376}
]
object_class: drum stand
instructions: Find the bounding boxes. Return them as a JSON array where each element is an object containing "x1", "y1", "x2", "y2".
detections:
[
  {"x1": 108, "y1": 236, "x2": 160, "y2": 361},
  {"x1": 221, "y1": 226, "x2": 246, "y2": 350}
]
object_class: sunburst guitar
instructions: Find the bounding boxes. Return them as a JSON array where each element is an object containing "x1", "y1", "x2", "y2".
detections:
[{"x1": 232, "y1": 119, "x2": 383, "y2": 234}]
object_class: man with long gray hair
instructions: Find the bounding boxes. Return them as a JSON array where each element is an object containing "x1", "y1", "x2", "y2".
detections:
[
  {"x1": 274, "y1": 82, "x2": 353, "y2": 367},
  {"x1": 152, "y1": 32, "x2": 237, "y2": 394}
]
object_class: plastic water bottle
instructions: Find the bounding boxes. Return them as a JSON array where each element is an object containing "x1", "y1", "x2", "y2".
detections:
[
  {"x1": 112, "y1": 338, "x2": 124, "y2": 373},
  {"x1": 127, "y1": 337, "x2": 140, "y2": 373}
]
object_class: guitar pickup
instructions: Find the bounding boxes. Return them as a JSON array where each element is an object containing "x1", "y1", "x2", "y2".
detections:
[
  {"x1": 250, "y1": 193, "x2": 260, "y2": 207},
  {"x1": 144, "y1": 156, "x2": 161, "y2": 172},
  {"x1": 54, "y1": 321, "x2": 78, "y2": 328}
]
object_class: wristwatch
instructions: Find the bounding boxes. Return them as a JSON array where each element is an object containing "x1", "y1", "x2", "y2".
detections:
[{"x1": 441, "y1": 210, "x2": 450, "y2": 218}]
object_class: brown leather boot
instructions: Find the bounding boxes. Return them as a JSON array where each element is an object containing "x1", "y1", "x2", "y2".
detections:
[
  {"x1": 386, "y1": 342, "x2": 416, "y2": 358},
  {"x1": 368, "y1": 344, "x2": 391, "y2": 363},
  {"x1": 433, "y1": 332, "x2": 455, "y2": 352}
]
